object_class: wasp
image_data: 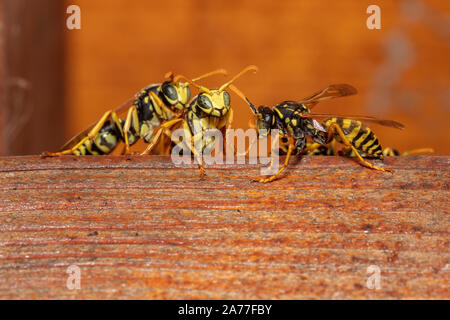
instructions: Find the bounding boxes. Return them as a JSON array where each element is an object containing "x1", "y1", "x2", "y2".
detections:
[
  {"x1": 42, "y1": 69, "x2": 228, "y2": 157},
  {"x1": 244, "y1": 84, "x2": 405, "y2": 183},
  {"x1": 140, "y1": 65, "x2": 258, "y2": 177}
]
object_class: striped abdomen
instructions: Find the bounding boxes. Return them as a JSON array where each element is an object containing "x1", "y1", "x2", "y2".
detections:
[
  {"x1": 323, "y1": 118, "x2": 383, "y2": 158},
  {"x1": 74, "y1": 120, "x2": 124, "y2": 156}
]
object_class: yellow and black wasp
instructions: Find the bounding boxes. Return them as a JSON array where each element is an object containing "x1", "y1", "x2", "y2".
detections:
[
  {"x1": 43, "y1": 69, "x2": 228, "y2": 157},
  {"x1": 140, "y1": 65, "x2": 258, "y2": 177},
  {"x1": 244, "y1": 84, "x2": 405, "y2": 183}
]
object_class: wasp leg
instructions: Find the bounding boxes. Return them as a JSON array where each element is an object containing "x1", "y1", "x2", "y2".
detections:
[
  {"x1": 236, "y1": 136, "x2": 258, "y2": 157},
  {"x1": 122, "y1": 106, "x2": 140, "y2": 155},
  {"x1": 149, "y1": 91, "x2": 178, "y2": 119},
  {"x1": 327, "y1": 122, "x2": 391, "y2": 172},
  {"x1": 235, "y1": 119, "x2": 258, "y2": 157},
  {"x1": 188, "y1": 128, "x2": 207, "y2": 178},
  {"x1": 255, "y1": 134, "x2": 285, "y2": 173},
  {"x1": 140, "y1": 118, "x2": 184, "y2": 156},
  {"x1": 221, "y1": 107, "x2": 234, "y2": 155},
  {"x1": 149, "y1": 91, "x2": 184, "y2": 154},
  {"x1": 44, "y1": 110, "x2": 122, "y2": 156},
  {"x1": 257, "y1": 142, "x2": 295, "y2": 183},
  {"x1": 330, "y1": 139, "x2": 338, "y2": 155},
  {"x1": 401, "y1": 148, "x2": 434, "y2": 156},
  {"x1": 155, "y1": 121, "x2": 206, "y2": 178}
]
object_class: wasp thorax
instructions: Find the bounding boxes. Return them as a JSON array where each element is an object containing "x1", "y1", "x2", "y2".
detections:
[
  {"x1": 161, "y1": 81, "x2": 191, "y2": 110},
  {"x1": 197, "y1": 90, "x2": 231, "y2": 117}
]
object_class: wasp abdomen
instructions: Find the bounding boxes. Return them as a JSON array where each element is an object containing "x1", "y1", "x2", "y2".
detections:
[
  {"x1": 73, "y1": 120, "x2": 123, "y2": 156},
  {"x1": 324, "y1": 118, "x2": 383, "y2": 158}
]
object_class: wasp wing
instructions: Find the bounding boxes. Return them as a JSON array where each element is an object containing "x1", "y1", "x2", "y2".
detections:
[
  {"x1": 59, "y1": 96, "x2": 136, "y2": 150},
  {"x1": 300, "y1": 113, "x2": 405, "y2": 130},
  {"x1": 298, "y1": 84, "x2": 358, "y2": 108}
]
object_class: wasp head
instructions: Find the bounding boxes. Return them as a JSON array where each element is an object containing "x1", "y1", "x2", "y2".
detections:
[
  {"x1": 160, "y1": 81, "x2": 191, "y2": 110},
  {"x1": 255, "y1": 106, "x2": 274, "y2": 137},
  {"x1": 245, "y1": 98, "x2": 274, "y2": 138},
  {"x1": 175, "y1": 66, "x2": 257, "y2": 118},
  {"x1": 196, "y1": 90, "x2": 231, "y2": 117}
]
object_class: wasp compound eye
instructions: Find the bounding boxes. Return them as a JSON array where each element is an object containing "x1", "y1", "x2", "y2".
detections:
[
  {"x1": 162, "y1": 83, "x2": 178, "y2": 101},
  {"x1": 263, "y1": 113, "x2": 273, "y2": 124},
  {"x1": 258, "y1": 106, "x2": 273, "y2": 125},
  {"x1": 223, "y1": 91, "x2": 230, "y2": 107},
  {"x1": 197, "y1": 94, "x2": 213, "y2": 111}
]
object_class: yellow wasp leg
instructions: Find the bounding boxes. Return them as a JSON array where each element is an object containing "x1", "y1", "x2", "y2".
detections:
[
  {"x1": 148, "y1": 120, "x2": 206, "y2": 177},
  {"x1": 265, "y1": 134, "x2": 285, "y2": 168},
  {"x1": 148, "y1": 91, "x2": 185, "y2": 154},
  {"x1": 110, "y1": 112, "x2": 124, "y2": 138},
  {"x1": 327, "y1": 122, "x2": 391, "y2": 172},
  {"x1": 221, "y1": 107, "x2": 234, "y2": 155},
  {"x1": 401, "y1": 148, "x2": 434, "y2": 156},
  {"x1": 122, "y1": 106, "x2": 140, "y2": 155},
  {"x1": 236, "y1": 136, "x2": 258, "y2": 157},
  {"x1": 140, "y1": 118, "x2": 184, "y2": 155},
  {"x1": 188, "y1": 128, "x2": 207, "y2": 178},
  {"x1": 257, "y1": 142, "x2": 295, "y2": 183},
  {"x1": 149, "y1": 91, "x2": 177, "y2": 119},
  {"x1": 225, "y1": 107, "x2": 234, "y2": 130},
  {"x1": 235, "y1": 118, "x2": 259, "y2": 157},
  {"x1": 330, "y1": 139, "x2": 338, "y2": 155},
  {"x1": 44, "y1": 111, "x2": 119, "y2": 156}
]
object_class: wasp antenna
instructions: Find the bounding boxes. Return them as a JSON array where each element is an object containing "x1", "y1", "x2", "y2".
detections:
[
  {"x1": 228, "y1": 84, "x2": 257, "y2": 114},
  {"x1": 219, "y1": 65, "x2": 258, "y2": 92},
  {"x1": 228, "y1": 84, "x2": 246, "y2": 101},
  {"x1": 330, "y1": 84, "x2": 358, "y2": 96},
  {"x1": 192, "y1": 68, "x2": 228, "y2": 82},
  {"x1": 174, "y1": 75, "x2": 211, "y2": 93},
  {"x1": 247, "y1": 98, "x2": 258, "y2": 115},
  {"x1": 403, "y1": 148, "x2": 434, "y2": 156}
]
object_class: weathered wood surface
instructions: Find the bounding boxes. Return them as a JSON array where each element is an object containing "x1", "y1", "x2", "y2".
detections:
[{"x1": 0, "y1": 155, "x2": 448, "y2": 299}]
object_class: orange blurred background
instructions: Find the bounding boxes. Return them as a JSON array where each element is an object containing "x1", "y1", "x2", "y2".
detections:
[{"x1": 1, "y1": 0, "x2": 449, "y2": 155}]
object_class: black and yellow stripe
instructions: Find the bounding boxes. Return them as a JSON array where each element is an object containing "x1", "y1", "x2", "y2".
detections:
[
  {"x1": 73, "y1": 119, "x2": 124, "y2": 156},
  {"x1": 324, "y1": 118, "x2": 383, "y2": 158}
]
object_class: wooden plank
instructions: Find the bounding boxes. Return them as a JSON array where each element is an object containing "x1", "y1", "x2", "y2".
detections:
[{"x1": 0, "y1": 155, "x2": 448, "y2": 299}]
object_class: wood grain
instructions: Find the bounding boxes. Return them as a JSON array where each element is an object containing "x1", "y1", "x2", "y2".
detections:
[{"x1": 0, "y1": 155, "x2": 448, "y2": 299}]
